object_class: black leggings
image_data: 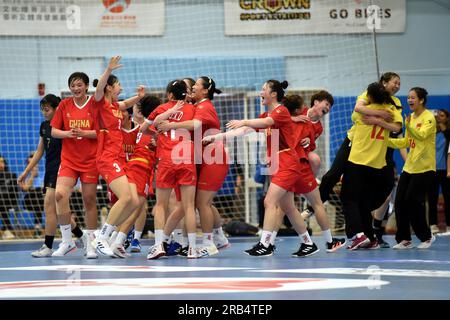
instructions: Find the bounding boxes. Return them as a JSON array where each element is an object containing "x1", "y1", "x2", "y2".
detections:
[
  {"x1": 319, "y1": 137, "x2": 351, "y2": 202},
  {"x1": 395, "y1": 171, "x2": 434, "y2": 242}
]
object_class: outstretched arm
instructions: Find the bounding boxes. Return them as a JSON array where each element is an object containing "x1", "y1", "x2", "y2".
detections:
[
  {"x1": 118, "y1": 85, "x2": 146, "y2": 111},
  {"x1": 94, "y1": 56, "x2": 123, "y2": 102},
  {"x1": 227, "y1": 117, "x2": 274, "y2": 130}
]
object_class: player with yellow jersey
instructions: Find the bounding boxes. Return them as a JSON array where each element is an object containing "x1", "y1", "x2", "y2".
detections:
[
  {"x1": 388, "y1": 87, "x2": 436, "y2": 250},
  {"x1": 340, "y1": 82, "x2": 403, "y2": 250}
]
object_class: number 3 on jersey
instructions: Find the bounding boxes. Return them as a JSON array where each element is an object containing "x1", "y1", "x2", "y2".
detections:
[
  {"x1": 370, "y1": 125, "x2": 384, "y2": 140},
  {"x1": 113, "y1": 162, "x2": 121, "y2": 173}
]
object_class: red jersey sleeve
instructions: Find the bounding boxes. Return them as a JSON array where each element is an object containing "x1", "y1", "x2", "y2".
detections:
[
  {"x1": 269, "y1": 106, "x2": 291, "y2": 127},
  {"x1": 193, "y1": 104, "x2": 216, "y2": 127},
  {"x1": 50, "y1": 100, "x2": 65, "y2": 130},
  {"x1": 148, "y1": 104, "x2": 167, "y2": 121}
]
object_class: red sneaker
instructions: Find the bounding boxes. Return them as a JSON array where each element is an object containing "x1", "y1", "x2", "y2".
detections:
[{"x1": 347, "y1": 234, "x2": 370, "y2": 250}]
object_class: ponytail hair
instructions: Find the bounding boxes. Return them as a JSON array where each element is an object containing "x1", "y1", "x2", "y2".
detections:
[
  {"x1": 266, "y1": 80, "x2": 288, "y2": 102},
  {"x1": 166, "y1": 79, "x2": 187, "y2": 101},
  {"x1": 283, "y1": 94, "x2": 304, "y2": 116},
  {"x1": 199, "y1": 76, "x2": 222, "y2": 100}
]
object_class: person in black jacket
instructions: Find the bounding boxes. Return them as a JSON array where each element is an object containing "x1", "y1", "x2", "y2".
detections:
[{"x1": 0, "y1": 154, "x2": 19, "y2": 239}]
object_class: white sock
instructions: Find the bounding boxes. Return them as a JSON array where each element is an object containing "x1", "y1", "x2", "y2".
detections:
[
  {"x1": 300, "y1": 231, "x2": 313, "y2": 245},
  {"x1": 134, "y1": 231, "x2": 142, "y2": 241},
  {"x1": 269, "y1": 231, "x2": 278, "y2": 245},
  {"x1": 155, "y1": 229, "x2": 164, "y2": 245},
  {"x1": 182, "y1": 236, "x2": 188, "y2": 247},
  {"x1": 115, "y1": 232, "x2": 127, "y2": 245},
  {"x1": 323, "y1": 229, "x2": 333, "y2": 243},
  {"x1": 356, "y1": 232, "x2": 365, "y2": 239},
  {"x1": 60, "y1": 224, "x2": 72, "y2": 243},
  {"x1": 109, "y1": 231, "x2": 118, "y2": 244},
  {"x1": 203, "y1": 233, "x2": 214, "y2": 246},
  {"x1": 99, "y1": 223, "x2": 115, "y2": 240},
  {"x1": 260, "y1": 230, "x2": 272, "y2": 248},
  {"x1": 188, "y1": 233, "x2": 197, "y2": 249},
  {"x1": 173, "y1": 229, "x2": 183, "y2": 243},
  {"x1": 162, "y1": 233, "x2": 171, "y2": 243}
]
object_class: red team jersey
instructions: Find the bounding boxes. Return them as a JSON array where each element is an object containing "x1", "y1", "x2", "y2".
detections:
[
  {"x1": 92, "y1": 96, "x2": 126, "y2": 184},
  {"x1": 120, "y1": 124, "x2": 139, "y2": 163},
  {"x1": 126, "y1": 131, "x2": 157, "y2": 197},
  {"x1": 148, "y1": 101, "x2": 196, "y2": 163},
  {"x1": 148, "y1": 101, "x2": 197, "y2": 189},
  {"x1": 260, "y1": 105, "x2": 316, "y2": 195},
  {"x1": 299, "y1": 107, "x2": 323, "y2": 154},
  {"x1": 50, "y1": 97, "x2": 97, "y2": 172},
  {"x1": 194, "y1": 99, "x2": 229, "y2": 192}
]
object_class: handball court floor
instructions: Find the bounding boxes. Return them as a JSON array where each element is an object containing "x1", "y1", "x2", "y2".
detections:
[{"x1": 0, "y1": 235, "x2": 449, "y2": 300}]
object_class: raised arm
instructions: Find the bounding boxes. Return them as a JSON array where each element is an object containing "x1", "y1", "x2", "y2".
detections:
[
  {"x1": 94, "y1": 56, "x2": 123, "y2": 102},
  {"x1": 118, "y1": 85, "x2": 146, "y2": 111}
]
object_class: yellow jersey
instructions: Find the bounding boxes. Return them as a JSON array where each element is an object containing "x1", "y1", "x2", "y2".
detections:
[
  {"x1": 347, "y1": 91, "x2": 402, "y2": 141},
  {"x1": 348, "y1": 102, "x2": 403, "y2": 169},
  {"x1": 388, "y1": 109, "x2": 436, "y2": 173}
]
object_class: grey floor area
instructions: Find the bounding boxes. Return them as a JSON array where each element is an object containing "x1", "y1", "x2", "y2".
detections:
[{"x1": 0, "y1": 235, "x2": 449, "y2": 300}]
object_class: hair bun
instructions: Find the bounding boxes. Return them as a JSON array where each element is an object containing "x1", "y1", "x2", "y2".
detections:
[
  {"x1": 281, "y1": 80, "x2": 289, "y2": 89},
  {"x1": 93, "y1": 79, "x2": 99, "y2": 87}
]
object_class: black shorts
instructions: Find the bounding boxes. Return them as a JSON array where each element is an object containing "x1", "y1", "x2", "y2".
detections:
[{"x1": 44, "y1": 168, "x2": 58, "y2": 192}]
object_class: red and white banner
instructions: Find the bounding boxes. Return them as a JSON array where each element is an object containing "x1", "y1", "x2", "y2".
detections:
[
  {"x1": 225, "y1": 0, "x2": 406, "y2": 35},
  {"x1": 0, "y1": 0, "x2": 164, "y2": 36}
]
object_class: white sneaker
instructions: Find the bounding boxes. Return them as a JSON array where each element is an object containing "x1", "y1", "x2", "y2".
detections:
[
  {"x1": 52, "y1": 241, "x2": 77, "y2": 256},
  {"x1": 187, "y1": 246, "x2": 199, "y2": 259},
  {"x1": 31, "y1": 244, "x2": 53, "y2": 258},
  {"x1": 111, "y1": 243, "x2": 129, "y2": 258},
  {"x1": 94, "y1": 238, "x2": 115, "y2": 257},
  {"x1": 147, "y1": 243, "x2": 166, "y2": 260},
  {"x1": 393, "y1": 240, "x2": 414, "y2": 250},
  {"x1": 2, "y1": 229, "x2": 15, "y2": 240},
  {"x1": 197, "y1": 244, "x2": 219, "y2": 258},
  {"x1": 84, "y1": 233, "x2": 98, "y2": 259},
  {"x1": 430, "y1": 225, "x2": 440, "y2": 235},
  {"x1": 417, "y1": 236, "x2": 436, "y2": 249},
  {"x1": 214, "y1": 234, "x2": 230, "y2": 250}
]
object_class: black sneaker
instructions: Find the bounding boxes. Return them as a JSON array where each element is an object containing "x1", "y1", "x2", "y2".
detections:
[
  {"x1": 378, "y1": 238, "x2": 390, "y2": 248},
  {"x1": 179, "y1": 246, "x2": 189, "y2": 257},
  {"x1": 326, "y1": 238, "x2": 346, "y2": 252},
  {"x1": 244, "y1": 242, "x2": 274, "y2": 257},
  {"x1": 292, "y1": 243, "x2": 319, "y2": 257}
]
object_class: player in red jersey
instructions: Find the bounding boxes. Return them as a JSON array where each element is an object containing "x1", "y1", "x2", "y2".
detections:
[
  {"x1": 204, "y1": 80, "x2": 319, "y2": 257},
  {"x1": 109, "y1": 95, "x2": 161, "y2": 254},
  {"x1": 141, "y1": 80, "x2": 199, "y2": 259},
  {"x1": 157, "y1": 76, "x2": 229, "y2": 258},
  {"x1": 92, "y1": 56, "x2": 145, "y2": 258},
  {"x1": 276, "y1": 93, "x2": 346, "y2": 252},
  {"x1": 50, "y1": 72, "x2": 99, "y2": 258}
]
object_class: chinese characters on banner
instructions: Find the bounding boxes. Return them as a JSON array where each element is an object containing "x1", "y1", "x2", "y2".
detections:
[{"x1": 0, "y1": 0, "x2": 164, "y2": 36}]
